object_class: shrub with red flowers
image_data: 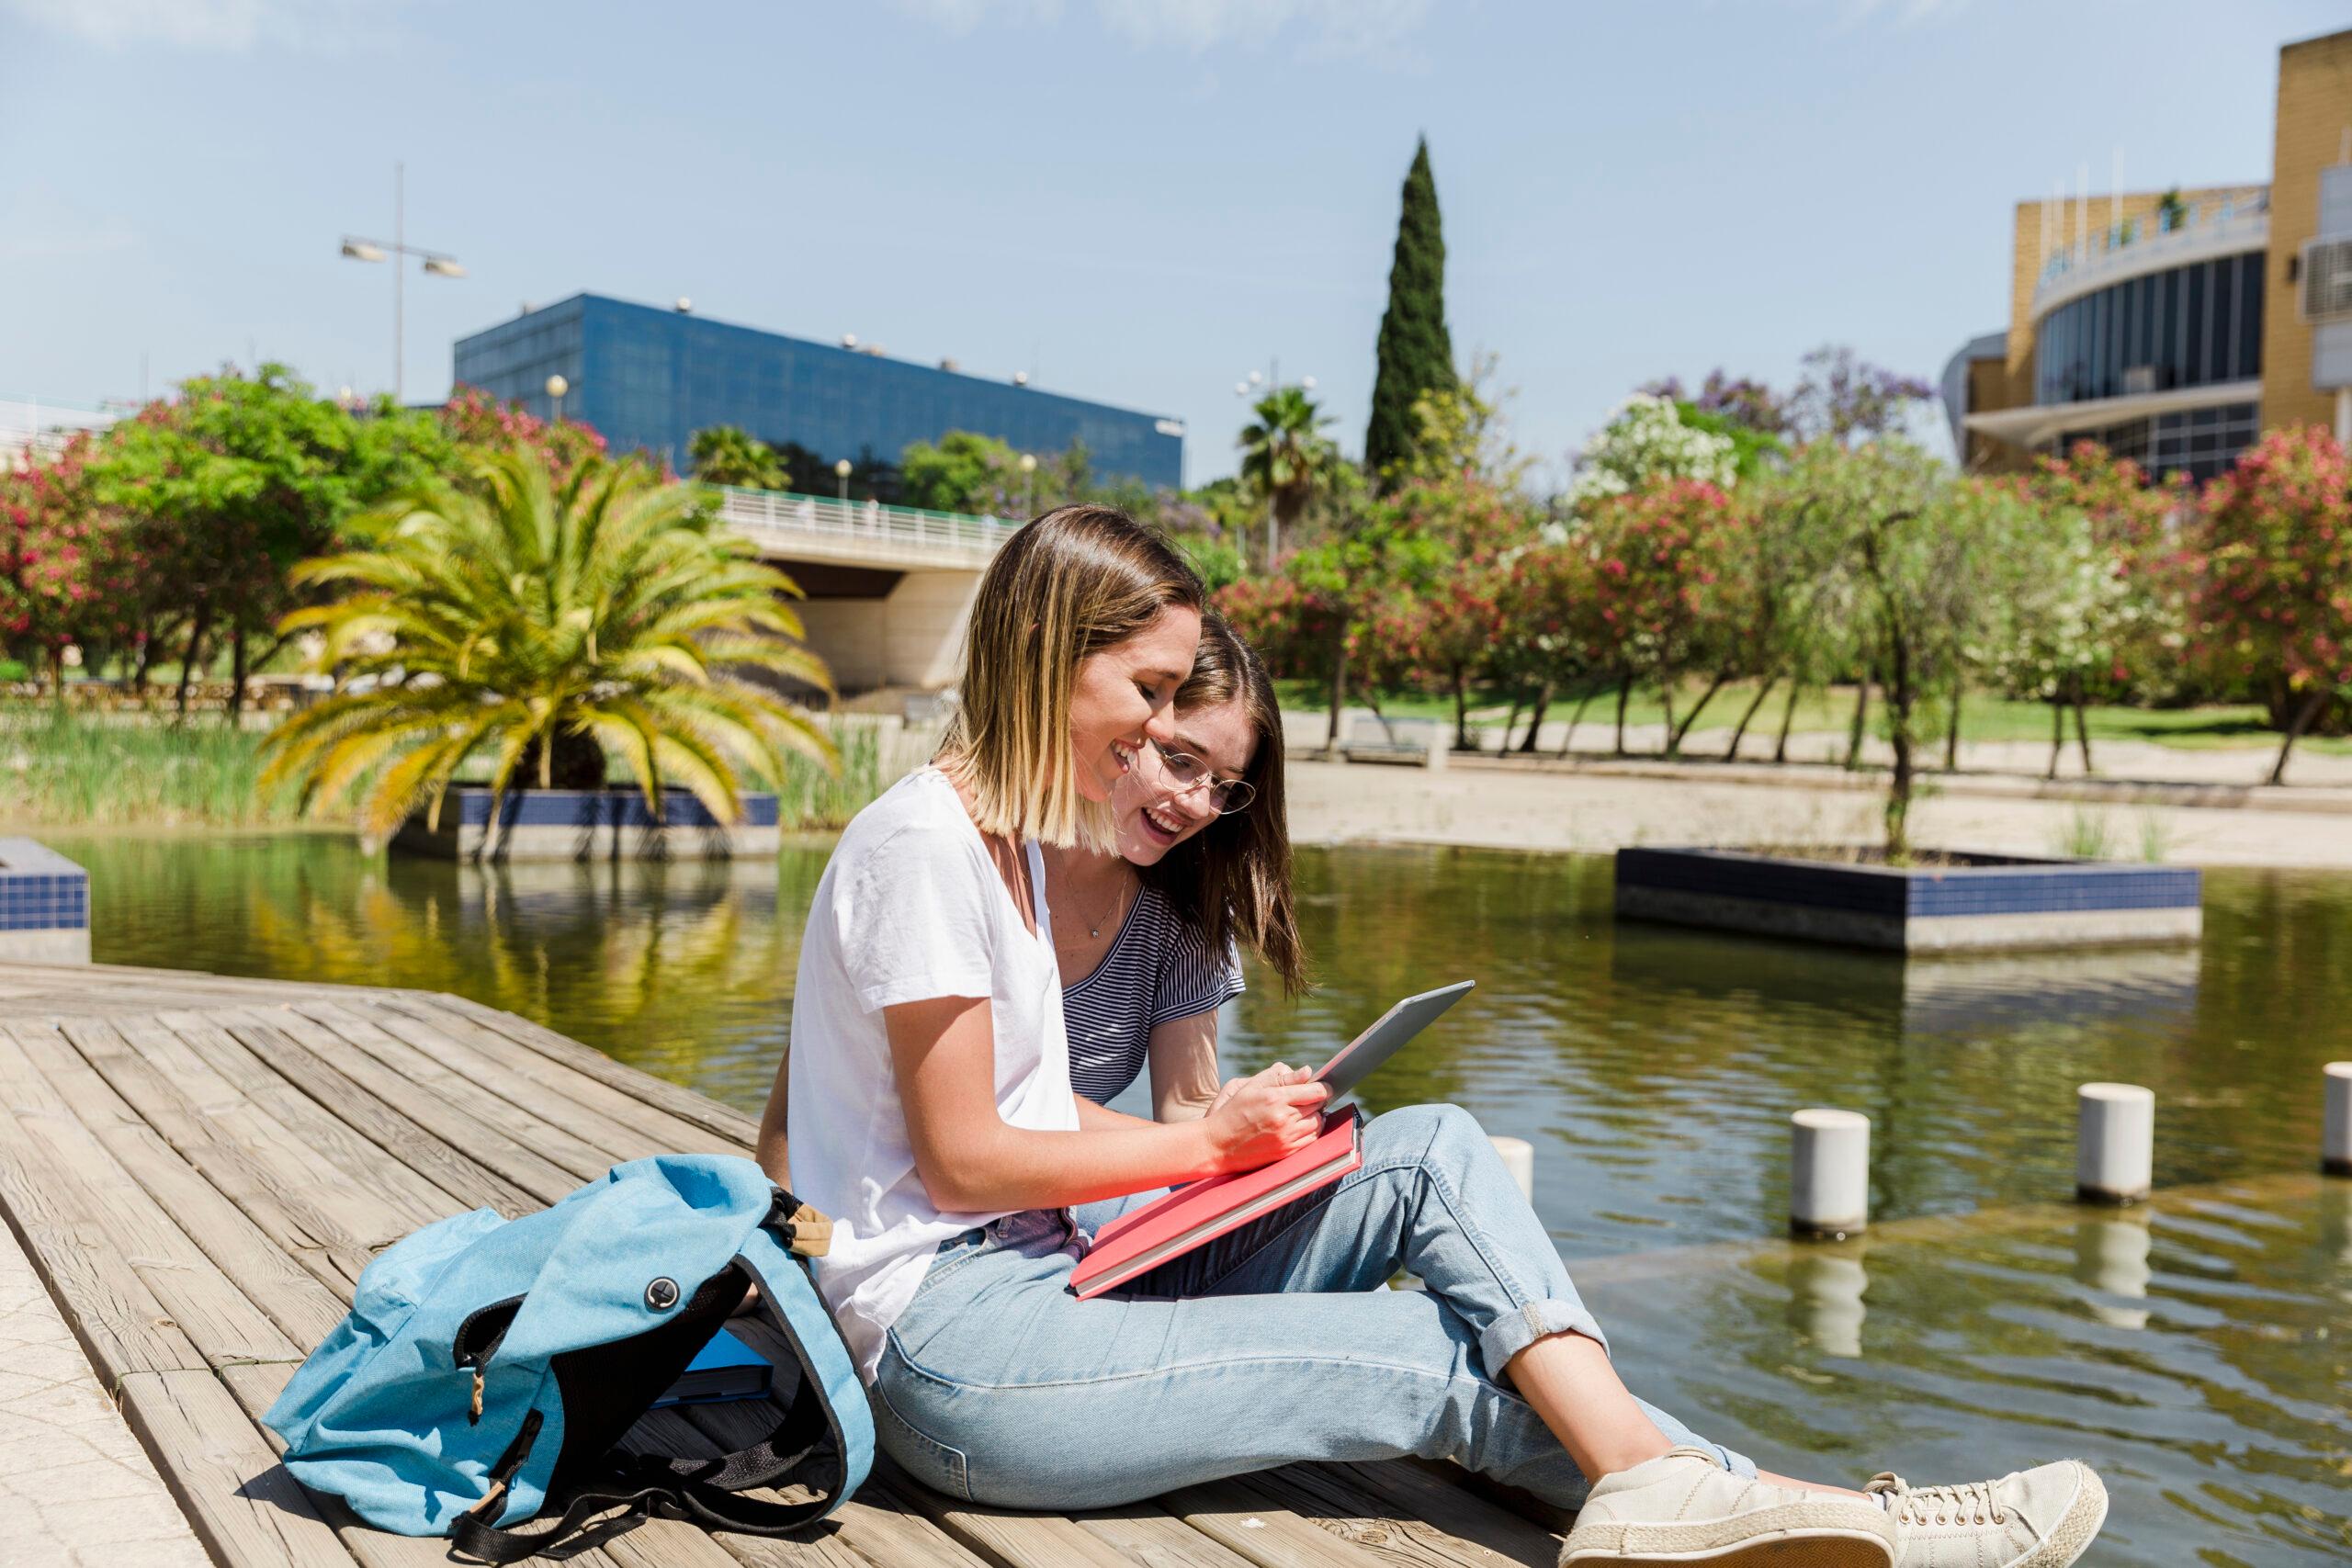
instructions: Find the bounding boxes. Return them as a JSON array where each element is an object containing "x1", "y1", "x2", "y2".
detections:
[
  {"x1": 439, "y1": 385, "x2": 615, "y2": 481},
  {"x1": 1575, "y1": 478, "x2": 1750, "y2": 753},
  {"x1": 0, "y1": 434, "x2": 147, "y2": 685},
  {"x1": 2188, "y1": 423, "x2": 2352, "y2": 784}
]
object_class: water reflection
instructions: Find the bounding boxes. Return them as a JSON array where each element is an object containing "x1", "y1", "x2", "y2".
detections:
[
  {"x1": 2071, "y1": 1213, "x2": 2153, "y2": 1330},
  {"x1": 1785, "y1": 1247, "x2": 1869, "y2": 1359}
]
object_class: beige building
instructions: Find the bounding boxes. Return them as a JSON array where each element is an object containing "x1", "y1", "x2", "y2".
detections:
[{"x1": 1945, "y1": 26, "x2": 2352, "y2": 479}]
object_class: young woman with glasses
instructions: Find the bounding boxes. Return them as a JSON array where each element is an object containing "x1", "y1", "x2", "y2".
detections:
[
  {"x1": 1039, "y1": 613, "x2": 1308, "y2": 1122},
  {"x1": 758, "y1": 503, "x2": 2105, "y2": 1568}
]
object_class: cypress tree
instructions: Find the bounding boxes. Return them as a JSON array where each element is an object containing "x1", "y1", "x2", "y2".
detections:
[{"x1": 1364, "y1": 136, "x2": 1455, "y2": 485}]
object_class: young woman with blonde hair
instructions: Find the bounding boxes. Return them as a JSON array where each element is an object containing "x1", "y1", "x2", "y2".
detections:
[{"x1": 760, "y1": 504, "x2": 2104, "y2": 1568}]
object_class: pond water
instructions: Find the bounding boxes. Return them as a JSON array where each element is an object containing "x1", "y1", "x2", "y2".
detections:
[{"x1": 41, "y1": 830, "x2": 2352, "y2": 1564}]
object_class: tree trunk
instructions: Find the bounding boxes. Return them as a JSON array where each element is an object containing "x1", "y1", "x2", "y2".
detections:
[
  {"x1": 1499, "y1": 692, "x2": 1523, "y2": 753},
  {"x1": 1451, "y1": 667, "x2": 1472, "y2": 752},
  {"x1": 1558, "y1": 685, "x2": 1598, "y2": 758},
  {"x1": 227, "y1": 623, "x2": 248, "y2": 728},
  {"x1": 1773, "y1": 681, "x2": 1801, "y2": 763},
  {"x1": 1516, "y1": 681, "x2": 1553, "y2": 753},
  {"x1": 46, "y1": 646, "x2": 66, "y2": 707},
  {"x1": 1845, "y1": 673, "x2": 1871, "y2": 771},
  {"x1": 2071, "y1": 676, "x2": 2094, "y2": 776},
  {"x1": 175, "y1": 602, "x2": 212, "y2": 721},
  {"x1": 1884, "y1": 653, "x2": 1915, "y2": 860},
  {"x1": 132, "y1": 614, "x2": 157, "y2": 694},
  {"x1": 1324, "y1": 625, "x2": 1349, "y2": 750},
  {"x1": 1943, "y1": 683, "x2": 1963, "y2": 772},
  {"x1": 2269, "y1": 687, "x2": 2328, "y2": 786},
  {"x1": 2046, "y1": 696, "x2": 2065, "y2": 780},
  {"x1": 1670, "y1": 669, "x2": 1732, "y2": 756},
  {"x1": 1726, "y1": 674, "x2": 1777, "y2": 761},
  {"x1": 1612, "y1": 676, "x2": 1632, "y2": 757},
  {"x1": 1658, "y1": 683, "x2": 1677, "y2": 757}
]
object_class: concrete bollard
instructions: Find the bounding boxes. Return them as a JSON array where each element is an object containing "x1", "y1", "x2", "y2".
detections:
[
  {"x1": 2325, "y1": 1063, "x2": 2352, "y2": 1178},
  {"x1": 2076, "y1": 1083, "x2": 2154, "y2": 1204},
  {"x1": 1488, "y1": 1136, "x2": 1534, "y2": 1203},
  {"x1": 1790, "y1": 1109, "x2": 1870, "y2": 1238}
]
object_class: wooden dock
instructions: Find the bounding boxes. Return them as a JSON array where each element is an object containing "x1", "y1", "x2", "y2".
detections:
[{"x1": 0, "y1": 962, "x2": 1561, "y2": 1568}]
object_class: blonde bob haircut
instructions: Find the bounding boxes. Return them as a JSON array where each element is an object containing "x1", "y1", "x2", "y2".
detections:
[{"x1": 939, "y1": 503, "x2": 1204, "y2": 850}]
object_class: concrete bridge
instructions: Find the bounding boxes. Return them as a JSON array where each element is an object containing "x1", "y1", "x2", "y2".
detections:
[{"x1": 713, "y1": 487, "x2": 1018, "y2": 693}]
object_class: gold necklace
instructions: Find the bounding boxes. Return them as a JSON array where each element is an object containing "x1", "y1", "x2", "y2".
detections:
[{"x1": 1060, "y1": 863, "x2": 1132, "y2": 943}]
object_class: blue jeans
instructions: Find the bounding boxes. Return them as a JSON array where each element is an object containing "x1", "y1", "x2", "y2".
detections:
[{"x1": 869, "y1": 1103, "x2": 1752, "y2": 1509}]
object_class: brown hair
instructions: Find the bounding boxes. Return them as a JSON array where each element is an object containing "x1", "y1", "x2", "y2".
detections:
[
  {"x1": 939, "y1": 503, "x2": 1204, "y2": 849},
  {"x1": 1137, "y1": 614, "x2": 1308, "y2": 996}
]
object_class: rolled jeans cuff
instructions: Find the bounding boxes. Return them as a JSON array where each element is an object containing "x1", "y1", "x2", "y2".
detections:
[{"x1": 1476, "y1": 1296, "x2": 1610, "y2": 1373}]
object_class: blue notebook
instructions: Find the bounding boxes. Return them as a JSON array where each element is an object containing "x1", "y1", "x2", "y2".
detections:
[{"x1": 652, "y1": 1327, "x2": 773, "y2": 1408}]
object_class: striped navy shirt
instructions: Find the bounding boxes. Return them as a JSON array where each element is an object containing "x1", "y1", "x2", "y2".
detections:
[{"x1": 1065, "y1": 885, "x2": 1246, "y2": 1105}]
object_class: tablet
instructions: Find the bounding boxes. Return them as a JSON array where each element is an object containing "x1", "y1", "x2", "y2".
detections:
[{"x1": 1313, "y1": 980, "x2": 1476, "y2": 1100}]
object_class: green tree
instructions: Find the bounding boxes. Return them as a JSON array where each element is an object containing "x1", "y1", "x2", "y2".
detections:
[
  {"x1": 689, "y1": 425, "x2": 788, "y2": 490},
  {"x1": 92, "y1": 366, "x2": 454, "y2": 720},
  {"x1": 1365, "y1": 136, "x2": 1455, "y2": 485},
  {"x1": 2190, "y1": 425, "x2": 2352, "y2": 784},
  {"x1": 1237, "y1": 385, "x2": 1340, "y2": 561},
  {"x1": 260, "y1": 449, "x2": 833, "y2": 843}
]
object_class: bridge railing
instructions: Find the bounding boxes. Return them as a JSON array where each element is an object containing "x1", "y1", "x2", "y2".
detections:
[{"x1": 713, "y1": 485, "x2": 1022, "y2": 565}]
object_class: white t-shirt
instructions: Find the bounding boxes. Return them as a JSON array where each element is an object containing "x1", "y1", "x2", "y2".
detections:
[{"x1": 786, "y1": 767, "x2": 1077, "y2": 1382}]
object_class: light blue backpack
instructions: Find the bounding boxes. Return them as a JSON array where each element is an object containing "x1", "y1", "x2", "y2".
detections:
[{"x1": 265, "y1": 1154, "x2": 873, "y2": 1563}]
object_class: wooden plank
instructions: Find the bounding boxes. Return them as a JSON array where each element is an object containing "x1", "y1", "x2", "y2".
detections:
[
  {"x1": 1240, "y1": 1463, "x2": 1554, "y2": 1568},
  {"x1": 1160, "y1": 1477, "x2": 1395, "y2": 1568},
  {"x1": 12, "y1": 1020, "x2": 356, "y2": 1338},
  {"x1": 1401, "y1": 1461, "x2": 1571, "y2": 1535},
  {"x1": 216, "y1": 1009, "x2": 537, "y2": 1218},
  {"x1": 101, "y1": 1012, "x2": 418, "y2": 1249},
  {"x1": 867, "y1": 1452, "x2": 1136, "y2": 1568},
  {"x1": 117, "y1": 1368, "x2": 363, "y2": 1568},
  {"x1": 350, "y1": 994, "x2": 739, "y2": 1159},
  {"x1": 290, "y1": 999, "x2": 622, "y2": 1182},
  {"x1": 1076, "y1": 1506, "x2": 1269, "y2": 1568},
  {"x1": 243, "y1": 1003, "x2": 583, "y2": 1207},
  {"x1": 334, "y1": 998, "x2": 688, "y2": 1164},
  {"x1": 1333, "y1": 1464, "x2": 1560, "y2": 1565},
  {"x1": 406, "y1": 989, "x2": 761, "y2": 1145},
  {"x1": 0, "y1": 1062, "x2": 209, "y2": 1386},
  {"x1": 0, "y1": 1021, "x2": 305, "y2": 1371},
  {"x1": 156, "y1": 1008, "x2": 471, "y2": 1224},
  {"x1": 58, "y1": 1017, "x2": 381, "y2": 1287}
]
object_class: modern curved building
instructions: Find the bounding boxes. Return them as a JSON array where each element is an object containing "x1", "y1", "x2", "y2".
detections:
[{"x1": 1947, "y1": 27, "x2": 2352, "y2": 482}]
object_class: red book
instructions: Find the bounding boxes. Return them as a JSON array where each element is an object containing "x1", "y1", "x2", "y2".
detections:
[{"x1": 1069, "y1": 1107, "x2": 1364, "y2": 1300}]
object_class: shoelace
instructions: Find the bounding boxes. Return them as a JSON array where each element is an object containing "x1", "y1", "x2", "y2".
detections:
[{"x1": 1865, "y1": 1473, "x2": 2007, "y2": 1529}]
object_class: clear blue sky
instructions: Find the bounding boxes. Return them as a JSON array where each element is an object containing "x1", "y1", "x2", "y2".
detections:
[{"x1": 4, "y1": 0, "x2": 2342, "y2": 488}]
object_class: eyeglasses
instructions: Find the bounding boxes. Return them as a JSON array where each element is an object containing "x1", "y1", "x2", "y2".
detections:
[{"x1": 1148, "y1": 739, "x2": 1256, "y2": 815}]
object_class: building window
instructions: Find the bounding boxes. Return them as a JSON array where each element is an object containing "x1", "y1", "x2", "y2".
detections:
[{"x1": 2036, "y1": 254, "x2": 2264, "y2": 406}]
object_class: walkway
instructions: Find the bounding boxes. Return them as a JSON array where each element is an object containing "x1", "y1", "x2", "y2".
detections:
[{"x1": 0, "y1": 961, "x2": 1561, "y2": 1568}]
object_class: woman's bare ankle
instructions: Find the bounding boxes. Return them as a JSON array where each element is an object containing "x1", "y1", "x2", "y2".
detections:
[{"x1": 1756, "y1": 1467, "x2": 1869, "y2": 1501}]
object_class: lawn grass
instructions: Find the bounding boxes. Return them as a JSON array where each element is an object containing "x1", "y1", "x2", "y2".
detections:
[{"x1": 1275, "y1": 677, "x2": 2347, "y2": 756}]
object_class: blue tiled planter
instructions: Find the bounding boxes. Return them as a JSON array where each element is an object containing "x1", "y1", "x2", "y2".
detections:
[
  {"x1": 1614, "y1": 847, "x2": 2201, "y2": 952},
  {"x1": 392, "y1": 786, "x2": 782, "y2": 862},
  {"x1": 0, "y1": 838, "x2": 90, "y2": 964}
]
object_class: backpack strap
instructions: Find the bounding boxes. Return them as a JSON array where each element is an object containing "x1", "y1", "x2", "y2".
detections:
[{"x1": 451, "y1": 1240, "x2": 860, "y2": 1562}]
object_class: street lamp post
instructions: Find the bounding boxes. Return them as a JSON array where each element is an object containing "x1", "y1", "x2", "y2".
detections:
[
  {"x1": 834, "y1": 457, "x2": 853, "y2": 504},
  {"x1": 545, "y1": 374, "x2": 569, "y2": 425},
  {"x1": 339, "y1": 162, "x2": 464, "y2": 403},
  {"x1": 1019, "y1": 451, "x2": 1038, "y2": 516}
]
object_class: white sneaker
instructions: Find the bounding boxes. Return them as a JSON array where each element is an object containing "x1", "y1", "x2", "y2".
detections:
[
  {"x1": 1865, "y1": 1461, "x2": 2107, "y2": 1568},
  {"x1": 1560, "y1": 1446, "x2": 1897, "y2": 1566}
]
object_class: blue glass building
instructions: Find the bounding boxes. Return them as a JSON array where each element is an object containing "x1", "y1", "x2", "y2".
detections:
[{"x1": 451, "y1": 294, "x2": 1183, "y2": 492}]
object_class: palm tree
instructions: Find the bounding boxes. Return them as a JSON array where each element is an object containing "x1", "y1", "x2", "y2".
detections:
[
  {"x1": 260, "y1": 449, "x2": 833, "y2": 842},
  {"x1": 1238, "y1": 386, "x2": 1339, "y2": 562},
  {"x1": 689, "y1": 425, "x2": 789, "y2": 491}
]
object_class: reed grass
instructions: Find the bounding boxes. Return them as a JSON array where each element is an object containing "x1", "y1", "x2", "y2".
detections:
[{"x1": 0, "y1": 707, "x2": 298, "y2": 829}]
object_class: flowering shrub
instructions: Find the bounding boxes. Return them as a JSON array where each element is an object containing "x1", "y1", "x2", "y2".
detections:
[
  {"x1": 1566, "y1": 394, "x2": 1738, "y2": 507},
  {"x1": 0, "y1": 434, "x2": 146, "y2": 680},
  {"x1": 2188, "y1": 424, "x2": 2352, "y2": 781}
]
